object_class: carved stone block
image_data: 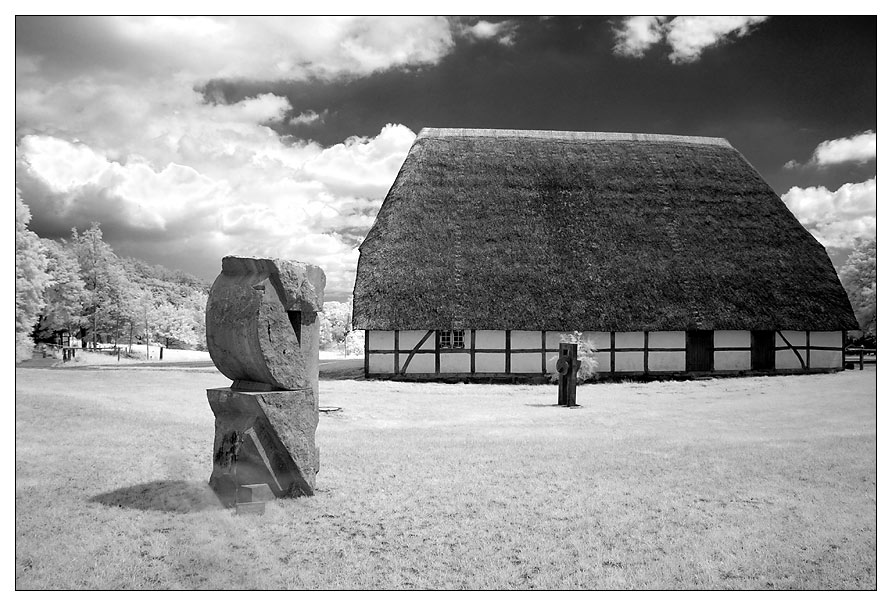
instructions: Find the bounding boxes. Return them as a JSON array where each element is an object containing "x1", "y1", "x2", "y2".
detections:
[{"x1": 204, "y1": 256, "x2": 325, "y2": 506}]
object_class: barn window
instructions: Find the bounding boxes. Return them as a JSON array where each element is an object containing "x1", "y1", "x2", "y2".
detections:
[{"x1": 439, "y1": 330, "x2": 465, "y2": 350}]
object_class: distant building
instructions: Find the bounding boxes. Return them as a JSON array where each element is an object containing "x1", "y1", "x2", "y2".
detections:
[{"x1": 352, "y1": 128, "x2": 858, "y2": 380}]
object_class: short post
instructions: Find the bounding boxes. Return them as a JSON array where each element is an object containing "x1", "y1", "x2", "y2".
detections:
[
  {"x1": 160, "y1": 346, "x2": 164, "y2": 361},
  {"x1": 557, "y1": 342, "x2": 580, "y2": 407},
  {"x1": 859, "y1": 348, "x2": 864, "y2": 371}
]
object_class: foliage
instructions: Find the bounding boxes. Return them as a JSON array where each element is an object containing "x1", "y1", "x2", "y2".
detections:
[
  {"x1": 70, "y1": 224, "x2": 133, "y2": 346},
  {"x1": 345, "y1": 330, "x2": 365, "y2": 356},
  {"x1": 838, "y1": 238, "x2": 877, "y2": 343},
  {"x1": 122, "y1": 258, "x2": 210, "y2": 351},
  {"x1": 15, "y1": 190, "x2": 50, "y2": 360},
  {"x1": 320, "y1": 300, "x2": 353, "y2": 351},
  {"x1": 37, "y1": 239, "x2": 89, "y2": 338},
  {"x1": 20, "y1": 214, "x2": 211, "y2": 353},
  {"x1": 548, "y1": 331, "x2": 599, "y2": 384}
]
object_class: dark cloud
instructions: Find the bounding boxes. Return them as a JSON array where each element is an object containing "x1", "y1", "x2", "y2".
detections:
[{"x1": 203, "y1": 16, "x2": 875, "y2": 197}]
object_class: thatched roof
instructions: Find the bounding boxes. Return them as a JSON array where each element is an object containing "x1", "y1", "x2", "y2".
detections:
[{"x1": 353, "y1": 128, "x2": 857, "y2": 332}]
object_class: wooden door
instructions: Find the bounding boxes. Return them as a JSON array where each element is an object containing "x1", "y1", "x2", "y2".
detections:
[
  {"x1": 686, "y1": 330, "x2": 714, "y2": 372},
  {"x1": 751, "y1": 330, "x2": 775, "y2": 370}
]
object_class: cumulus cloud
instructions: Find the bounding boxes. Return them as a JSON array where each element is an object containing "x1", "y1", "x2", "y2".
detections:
[
  {"x1": 664, "y1": 16, "x2": 768, "y2": 63},
  {"x1": 781, "y1": 178, "x2": 876, "y2": 248},
  {"x1": 786, "y1": 130, "x2": 877, "y2": 169},
  {"x1": 16, "y1": 122, "x2": 416, "y2": 298},
  {"x1": 612, "y1": 16, "x2": 768, "y2": 62},
  {"x1": 290, "y1": 110, "x2": 325, "y2": 126},
  {"x1": 612, "y1": 16, "x2": 666, "y2": 58},
  {"x1": 16, "y1": 16, "x2": 456, "y2": 83},
  {"x1": 458, "y1": 19, "x2": 519, "y2": 46},
  {"x1": 15, "y1": 16, "x2": 447, "y2": 298}
]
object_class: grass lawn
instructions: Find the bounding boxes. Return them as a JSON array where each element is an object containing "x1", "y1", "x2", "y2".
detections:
[{"x1": 15, "y1": 362, "x2": 876, "y2": 589}]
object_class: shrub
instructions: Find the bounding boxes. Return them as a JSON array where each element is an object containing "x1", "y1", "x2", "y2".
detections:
[
  {"x1": 15, "y1": 333, "x2": 35, "y2": 363},
  {"x1": 548, "y1": 331, "x2": 599, "y2": 384}
]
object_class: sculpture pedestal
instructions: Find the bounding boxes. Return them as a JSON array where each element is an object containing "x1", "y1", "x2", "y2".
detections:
[{"x1": 207, "y1": 387, "x2": 319, "y2": 507}]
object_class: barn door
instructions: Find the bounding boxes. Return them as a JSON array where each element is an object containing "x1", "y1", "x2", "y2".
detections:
[
  {"x1": 686, "y1": 330, "x2": 714, "y2": 372},
  {"x1": 751, "y1": 330, "x2": 775, "y2": 370}
]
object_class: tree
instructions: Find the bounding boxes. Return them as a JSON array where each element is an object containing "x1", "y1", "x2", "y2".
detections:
[
  {"x1": 320, "y1": 300, "x2": 353, "y2": 354},
  {"x1": 151, "y1": 299, "x2": 200, "y2": 348},
  {"x1": 70, "y1": 224, "x2": 130, "y2": 347},
  {"x1": 37, "y1": 238, "x2": 89, "y2": 343},
  {"x1": 15, "y1": 190, "x2": 49, "y2": 361},
  {"x1": 838, "y1": 238, "x2": 877, "y2": 345}
]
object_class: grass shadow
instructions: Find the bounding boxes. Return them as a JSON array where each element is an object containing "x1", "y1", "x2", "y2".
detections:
[
  {"x1": 90, "y1": 480, "x2": 223, "y2": 513},
  {"x1": 319, "y1": 358, "x2": 365, "y2": 381}
]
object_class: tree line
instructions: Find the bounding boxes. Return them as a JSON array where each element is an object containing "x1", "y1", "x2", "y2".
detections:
[
  {"x1": 15, "y1": 190, "x2": 209, "y2": 361},
  {"x1": 16, "y1": 189, "x2": 364, "y2": 363},
  {"x1": 838, "y1": 238, "x2": 877, "y2": 348}
]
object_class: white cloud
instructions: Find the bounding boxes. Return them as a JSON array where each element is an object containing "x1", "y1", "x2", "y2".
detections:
[
  {"x1": 811, "y1": 130, "x2": 876, "y2": 166},
  {"x1": 664, "y1": 16, "x2": 768, "y2": 63},
  {"x1": 13, "y1": 16, "x2": 519, "y2": 298},
  {"x1": 459, "y1": 19, "x2": 519, "y2": 46},
  {"x1": 612, "y1": 16, "x2": 666, "y2": 58},
  {"x1": 16, "y1": 109, "x2": 416, "y2": 298},
  {"x1": 781, "y1": 178, "x2": 876, "y2": 248},
  {"x1": 612, "y1": 16, "x2": 768, "y2": 62},
  {"x1": 16, "y1": 16, "x2": 456, "y2": 84},
  {"x1": 785, "y1": 131, "x2": 877, "y2": 169},
  {"x1": 290, "y1": 110, "x2": 324, "y2": 126}
]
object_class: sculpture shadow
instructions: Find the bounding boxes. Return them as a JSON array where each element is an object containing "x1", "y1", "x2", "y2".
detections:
[
  {"x1": 319, "y1": 358, "x2": 365, "y2": 381},
  {"x1": 90, "y1": 480, "x2": 224, "y2": 513}
]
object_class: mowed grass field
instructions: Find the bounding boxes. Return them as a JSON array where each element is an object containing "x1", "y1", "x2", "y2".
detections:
[{"x1": 15, "y1": 362, "x2": 876, "y2": 589}]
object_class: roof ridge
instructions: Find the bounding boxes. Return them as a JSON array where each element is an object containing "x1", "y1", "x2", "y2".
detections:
[{"x1": 417, "y1": 127, "x2": 731, "y2": 147}]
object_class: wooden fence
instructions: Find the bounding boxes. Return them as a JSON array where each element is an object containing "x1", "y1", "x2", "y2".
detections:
[{"x1": 844, "y1": 347, "x2": 876, "y2": 370}]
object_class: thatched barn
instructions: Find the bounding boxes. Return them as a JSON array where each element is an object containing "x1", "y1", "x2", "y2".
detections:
[{"x1": 352, "y1": 128, "x2": 857, "y2": 380}]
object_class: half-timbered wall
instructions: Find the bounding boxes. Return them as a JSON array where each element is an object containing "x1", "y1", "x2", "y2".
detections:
[{"x1": 364, "y1": 329, "x2": 845, "y2": 378}]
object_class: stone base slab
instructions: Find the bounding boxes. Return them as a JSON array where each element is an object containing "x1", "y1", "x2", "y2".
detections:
[{"x1": 207, "y1": 387, "x2": 319, "y2": 507}]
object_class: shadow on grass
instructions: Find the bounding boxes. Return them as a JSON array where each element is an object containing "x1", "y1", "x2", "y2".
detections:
[
  {"x1": 90, "y1": 480, "x2": 224, "y2": 513},
  {"x1": 319, "y1": 358, "x2": 365, "y2": 380}
]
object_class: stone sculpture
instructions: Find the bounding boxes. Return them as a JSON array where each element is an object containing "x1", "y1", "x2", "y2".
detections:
[{"x1": 205, "y1": 256, "x2": 325, "y2": 509}]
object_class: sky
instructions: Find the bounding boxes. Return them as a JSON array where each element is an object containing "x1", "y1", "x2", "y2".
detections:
[{"x1": 15, "y1": 15, "x2": 877, "y2": 301}]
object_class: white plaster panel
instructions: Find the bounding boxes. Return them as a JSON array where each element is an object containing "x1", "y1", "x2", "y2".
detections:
[
  {"x1": 511, "y1": 352, "x2": 543, "y2": 373},
  {"x1": 398, "y1": 352, "x2": 435, "y2": 374},
  {"x1": 512, "y1": 330, "x2": 542, "y2": 349},
  {"x1": 715, "y1": 330, "x2": 750, "y2": 348},
  {"x1": 776, "y1": 349, "x2": 805, "y2": 370},
  {"x1": 648, "y1": 351, "x2": 686, "y2": 371},
  {"x1": 368, "y1": 330, "x2": 394, "y2": 350},
  {"x1": 776, "y1": 331, "x2": 807, "y2": 347},
  {"x1": 399, "y1": 330, "x2": 434, "y2": 350},
  {"x1": 648, "y1": 331, "x2": 685, "y2": 349},
  {"x1": 593, "y1": 351, "x2": 611, "y2": 373},
  {"x1": 714, "y1": 351, "x2": 750, "y2": 371},
  {"x1": 615, "y1": 332, "x2": 644, "y2": 349},
  {"x1": 368, "y1": 353, "x2": 394, "y2": 374},
  {"x1": 615, "y1": 351, "x2": 644, "y2": 371},
  {"x1": 810, "y1": 350, "x2": 842, "y2": 369},
  {"x1": 545, "y1": 353, "x2": 558, "y2": 374},
  {"x1": 581, "y1": 331, "x2": 610, "y2": 351},
  {"x1": 440, "y1": 352, "x2": 471, "y2": 373},
  {"x1": 475, "y1": 330, "x2": 506, "y2": 349},
  {"x1": 475, "y1": 353, "x2": 506, "y2": 373},
  {"x1": 811, "y1": 331, "x2": 842, "y2": 348},
  {"x1": 545, "y1": 331, "x2": 563, "y2": 349}
]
